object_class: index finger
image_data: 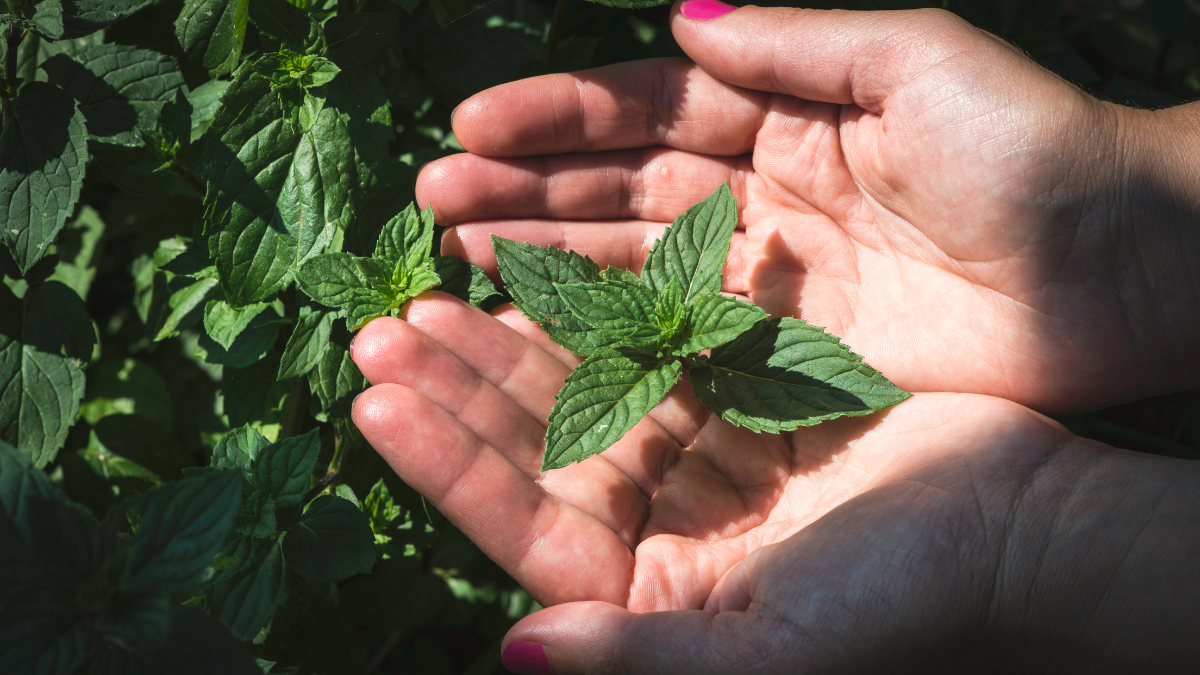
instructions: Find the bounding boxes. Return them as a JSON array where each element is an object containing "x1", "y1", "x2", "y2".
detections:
[{"x1": 451, "y1": 58, "x2": 768, "y2": 158}]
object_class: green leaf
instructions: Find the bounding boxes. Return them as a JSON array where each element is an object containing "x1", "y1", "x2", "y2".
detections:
[
  {"x1": 207, "y1": 537, "x2": 288, "y2": 641},
  {"x1": 0, "y1": 82, "x2": 88, "y2": 275},
  {"x1": 203, "y1": 300, "x2": 270, "y2": 350},
  {"x1": 689, "y1": 317, "x2": 912, "y2": 433},
  {"x1": 324, "y1": 13, "x2": 399, "y2": 68},
  {"x1": 675, "y1": 293, "x2": 766, "y2": 356},
  {"x1": 141, "y1": 606, "x2": 261, "y2": 675},
  {"x1": 253, "y1": 428, "x2": 320, "y2": 509},
  {"x1": 127, "y1": 469, "x2": 242, "y2": 592},
  {"x1": 60, "y1": 0, "x2": 154, "y2": 39},
  {"x1": 0, "y1": 439, "x2": 83, "y2": 537},
  {"x1": 296, "y1": 253, "x2": 393, "y2": 327},
  {"x1": 222, "y1": 359, "x2": 289, "y2": 433},
  {"x1": 196, "y1": 309, "x2": 282, "y2": 368},
  {"x1": 41, "y1": 44, "x2": 185, "y2": 146},
  {"x1": 248, "y1": 0, "x2": 324, "y2": 55},
  {"x1": 153, "y1": 277, "x2": 219, "y2": 341},
  {"x1": 0, "y1": 281, "x2": 96, "y2": 467},
  {"x1": 491, "y1": 236, "x2": 610, "y2": 356},
  {"x1": 306, "y1": 341, "x2": 365, "y2": 418},
  {"x1": 277, "y1": 306, "x2": 334, "y2": 380},
  {"x1": 78, "y1": 357, "x2": 173, "y2": 426},
  {"x1": 46, "y1": 205, "x2": 105, "y2": 301},
  {"x1": 210, "y1": 425, "x2": 270, "y2": 472},
  {"x1": 281, "y1": 495, "x2": 375, "y2": 581},
  {"x1": 17, "y1": 0, "x2": 65, "y2": 40},
  {"x1": 77, "y1": 436, "x2": 161, "y2": 485},
  {"x1": 641, "y1": 183, "x2": 737, "y2": 304},
  {"x1": 543, "y1": 349, "x2": 682, "y2": 470},
  {"x1": 375, "y1": 202, "x2": 434, "y2": 271},
  {"x1": 89, "y1": 142, "x2": 196, "y2": 197},
  {"x1": 432, "y1": 255, "x2": 501, "y2": 309},
  {"x1": 555, "y1": 268, "x2": 662, "y2": 351},
  {"x1": 202, "y1": 71, "x2": 352, "y2": 305},
  {"x1": 175, "y1": 0, "x2": 250, "y2": 79},
  {"x1": 186, "y1": 79, "x2": 229, "y2": 131}
]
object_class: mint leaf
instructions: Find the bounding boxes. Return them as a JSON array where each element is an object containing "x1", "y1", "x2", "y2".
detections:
[
  {"x1": 127, "y1": 470, "x2": 242, "y2": 592},
  {"x1": 42, "y1": 44, "x2": 185, "y2": 146},
  {"x1": 203, "y1": 300, "x2": 270, "y2": 350},
  {"x1": 543, "y1": 349, "x2": 682, "y2": 470},
  {"x1": 432, "y1": 255, "x2": 501, "y2": 309},
  {"x1": 554, "y1": 268, "x2": 661, "y2": 351},
  {"x1": 211, "y1": 426, "x2": 270, "y2": 473},
  {"x1": 60, "y1": 0, "x2": 154, "y2": 39},
  {"x1": 202, "y1": 70, "x2": 352, "y2": 306},
  {"x1": 491, "y1": 236, "x2": 610, "y2": 355},
  {"x1": 281, "y1": 495, "x2": 375, "y2": 581},
  {"x1": 0, "y1": 281, "x2": 96, "y2": 467},
  {"x1": 689, "y1": 318, "x2": 912, "y2": 433},
  {"x1": 176, "y1": 0, "x2": 249, "y2": 79},
  {"x1": 375, "y1": 202, "x2": 434, "y2": 272},
  {"x1": 15, "y1": 0, "x2": 64, "y2": 40},
  {"x1": 307, "y1": 341, "x2": 365, "y2": 418},
  {"x1": 324, "y1": 13, "x2": 399, "y2": 68},
  {"x1": 195, "y1": 308, "x2": 281, "y2": 368},
  {"x1": 0, "y1": 82, "x2": 88, "y2": 274},
  {"x1": 641, "y1": 183, "x2": 737, "y2": 304},
  {"x1": 206, "y1": 537, "x2": 288, "y2": 641},
  {"x1": 248, "y1": 0, "x2": 323, "y2": 55},
  {"x1": 675, "y1": 293, "x2": 765, "y2": 356},
  {"x1": 46, "y1": 205, "x2": 105, "y2": 301},
  {"x1": 296, "y1": 253, "x2": 394, "y2": 329},
  {"x1": 277, "y1": 306, "x2": 335, "y2": 380},
  {"x1": 254, "y1": 429, "x2": 320, "y2": 510}
]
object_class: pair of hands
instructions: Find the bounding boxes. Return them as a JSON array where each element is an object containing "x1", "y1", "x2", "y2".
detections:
[{"x1": 352, "y1": 4, "x2": 1200, "y2": 673}]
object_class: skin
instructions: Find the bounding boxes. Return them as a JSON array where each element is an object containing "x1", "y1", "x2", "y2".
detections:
[{"x1": 352, "y1": 4, "x2": 1200, "y2": 672}]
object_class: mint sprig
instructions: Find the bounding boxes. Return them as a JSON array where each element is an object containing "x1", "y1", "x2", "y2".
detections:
[{"x1": 494, "y1": 183, "x2": 912, "y2": 471}]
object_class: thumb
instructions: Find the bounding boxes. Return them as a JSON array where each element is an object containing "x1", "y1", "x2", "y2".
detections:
[
  {"x1": 499, "y1": 601, "x2": 786, "y2": 675},
  {"x1": 670, "y1": 2, "x2": 1002, "y2": 112}
]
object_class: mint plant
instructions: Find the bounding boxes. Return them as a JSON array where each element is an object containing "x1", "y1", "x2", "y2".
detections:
[{"x1": 494, "y1": 184, "x2": 912, "y2": 470}]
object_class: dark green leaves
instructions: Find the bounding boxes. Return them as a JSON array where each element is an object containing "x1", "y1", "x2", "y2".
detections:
[
  {"x1": 127, "y1": 470, "x2": 242, "y2": 591},
  {"x1": 296, "y1": 203, "x2": 440, "y2": 330},
  {"x1": 641, "y1": 182, "x2": 737, "y2": 303},
  {"x1": 0, "y1": 82, "x2": 88, "y2": 274},
  {"x1": 254, "y1": 429, "x2": 320, "y2": 509},
  {"x1": 60, "y1": 0, "x2": 155, "y2": 39},
  {"x1": 325, "y1": 13, "x2": 399, "y2": 68},
  {"x1": 690, "y1": 318, "x2": 912, "y2": 433},
  {"x1": 248, "y1": 0, "x2": 324, "y2": 55},
  {"x1": 0, "y1": 281, "x2": 96, "y2": 467},
  {"x1": 175, "y1": 0, "x2": 250, "y2": 79},
  {"x1": 494, "y1": 183, "x2": 909, "y2": 470},
  {"x1": 543, "y1": 350, "x2": 681, "y2": 470},
  {"x1": 42, "y1": 44, "x2": 185, "y2": 146},
  {"x1": 282, "y1": 495, "x2": 375, "y2": 581}
]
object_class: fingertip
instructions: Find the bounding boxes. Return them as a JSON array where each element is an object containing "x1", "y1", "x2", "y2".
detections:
[{"x1": 415, "y1": 157, "x2": 457, "y2": 223}]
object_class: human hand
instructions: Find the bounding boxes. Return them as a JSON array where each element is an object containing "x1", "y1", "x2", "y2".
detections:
[
  {"x1": 351, "y1": 297, "x2": 1200, "y2": 673},
  {"x1": 419, "y1": 4, "x2": 1200, "y2": 414}
]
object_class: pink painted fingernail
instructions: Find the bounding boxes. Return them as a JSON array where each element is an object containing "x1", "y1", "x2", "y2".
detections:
[
  {"x1": 502, "y1": 641, "x2": 552, "y2": 675},
  {"x1": 680, "y1": 0, "x2": 737, "y2": 20}
]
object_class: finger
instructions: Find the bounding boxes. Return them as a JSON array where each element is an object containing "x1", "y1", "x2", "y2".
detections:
[
  {"x1": 351, "y1": 316, "x2": 548, "y2": 476},
  {"x1": 401, "y1": 293, "x2": 688, "y2": 498},
  {"x1": 672, "y1": 5, "x2": 985, "y2": 112},
  {"x1": 501, "y1": 602, "x2": 784, "y2": 675},
  {"x1": 451, "y1": 57, "x2": 768, "y2": 158},
  {"x1": 440, "y1": 220, "x2": 752, "y2": 295},
  {"x1": 353, "y1": 385, "x2": 633, "y2": 606},
  {"x1": 416, "y1": 148, "x2": 750, "y2": 226}
]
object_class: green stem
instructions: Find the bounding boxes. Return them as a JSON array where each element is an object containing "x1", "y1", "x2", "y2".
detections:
[
  {"x1": 280, "y1": 377, "x2": 310, "y2": 440},
  {"x1": 544, "y1": 0, "x2": 569, "y2": 68}
]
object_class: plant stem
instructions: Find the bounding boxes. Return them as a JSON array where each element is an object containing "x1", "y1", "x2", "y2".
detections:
[
  {"x1": 544, "y1": 0, "x2": 569, "y2": 68},
  {"x1": 303, "y1": 468, "x2": 338, "y2": 504},
  {"x1": 2, "y1": 25, "x2": 22, "y2": 125},
  {"x1": 280, "y1": 377, "x2": 310, "y2": 440}
]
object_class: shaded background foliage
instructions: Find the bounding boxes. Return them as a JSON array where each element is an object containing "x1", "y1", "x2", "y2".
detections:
[{"x1": 1, "y1": 0, "x2": 1198, "y2": 673}]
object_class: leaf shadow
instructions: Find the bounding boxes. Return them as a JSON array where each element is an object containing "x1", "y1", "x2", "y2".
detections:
[{"x1": 41, "y1": 54, "x2": 139, "y2": 141}]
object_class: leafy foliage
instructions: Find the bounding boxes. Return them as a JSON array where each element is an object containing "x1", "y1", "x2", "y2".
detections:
[
  {"x1": 1, "y1": 0, "x2": 1196, "y2": 672},
  {"x1": 497, "y1": 184, "x2": 910, "y2": 469}
]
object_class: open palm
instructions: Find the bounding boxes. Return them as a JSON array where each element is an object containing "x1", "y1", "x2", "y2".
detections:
[
  {"x1": 421, "y1": 8, "x2": 1152, "y2": 414},
  {"x1": 351, "y1": 299, "x2": 1062, "y2": 614}
]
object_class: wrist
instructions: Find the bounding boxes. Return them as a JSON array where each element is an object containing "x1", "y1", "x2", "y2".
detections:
[{"x1": 986, "y1": 437, "x2": 1200, "y2": 671}]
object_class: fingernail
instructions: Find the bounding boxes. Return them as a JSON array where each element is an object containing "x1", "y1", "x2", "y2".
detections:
[
  {"x1": 680, "y1": 0, "x2": 737, "y2": 20},
  {"x1": 501, "y1": 641, "x2": 552, "y2": 675},
  {"x1": 348, "y1": 334, "x2": 358, "y2": 360}
]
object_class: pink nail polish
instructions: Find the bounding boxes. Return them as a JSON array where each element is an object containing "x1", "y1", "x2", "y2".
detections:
[
  {"x1": 680, "y1": 0, "x2": 737, "y2": 20},
  {"x1": 501, "y1": 641, "x2": 552, "y2": 675}
]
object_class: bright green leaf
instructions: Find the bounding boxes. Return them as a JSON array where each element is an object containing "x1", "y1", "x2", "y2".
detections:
[
  {"x1": 641, "y1": 183, "x2": 737, "y2": 304},
  {"x1": 375, "y1": 202, "x2": 434, "y2": 272},
  {"x1": 204, "y1": 300, "x2": 270, "y2": 350},
  {"x1": 675, "y1": 293, "x2": 766, "y2": 356},
  {"x1": 210, "y1": 425, "x2": 270, "y2": 472},
  {"x1": 175, "y1": 0, "x2": 250, "y2": 79},
  {"x1": 689, "y1": 318, "x2": 912, "y2": 433},
  {"x1": 306, "y1": 341, "x2": 365, "y2": 418},
  {"x1": 296, "y1": 253, "x2": 393, "y2": 327},
  {"x1": 543, "y1": 349, "x2": 682, "y2": 470},
  {"x1": 277, "y1": 306, "x2": 334, "y2": 380},
  {"x1": 196, "y1": 309, "x2": 282, "y2": 368},
  {"x1": 491, "y1": 236, "x2": 609, "y2": 356},
  {"x1": 433, "y1": 255, "x2": 501, "y2": 309},
  {"x1": 554, "y1": 268, "x2": 662, "y2": 351},
  {"x1": 0, "y1": 82, "x2": 88, "y2": 274},
  {"x1": 281, "y1": 495, "x2": 375, "y2": 581}
]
